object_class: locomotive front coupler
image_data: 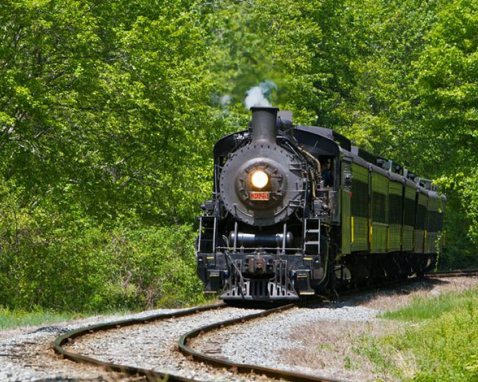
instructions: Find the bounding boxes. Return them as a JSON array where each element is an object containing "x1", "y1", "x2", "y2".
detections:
[{"x1": 245, "y1": 251, "x2": 274, "y2": 275}]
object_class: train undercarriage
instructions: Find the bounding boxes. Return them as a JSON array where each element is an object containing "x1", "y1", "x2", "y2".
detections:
[{"x1": 197, "y1": 215, "x2": 437, "y2": 302}]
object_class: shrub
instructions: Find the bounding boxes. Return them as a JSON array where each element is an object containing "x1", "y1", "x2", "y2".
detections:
[{"x1": 0, "y1": 187, "x2": 204, "y2": 311}]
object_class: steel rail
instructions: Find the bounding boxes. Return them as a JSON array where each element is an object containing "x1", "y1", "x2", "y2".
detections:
[
  {"x1": 426, "y1": 268, "x2": 478, "y2": 278},
  {"x1": 178, "y1": 302, "x2": 339, "y2": 382},
  {"x1": 53, "y1": 303, "x2": 226, "y2": 382}
]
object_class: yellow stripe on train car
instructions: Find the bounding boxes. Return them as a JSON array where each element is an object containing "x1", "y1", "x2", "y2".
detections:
[{"x1": 369, "y1": 222, "x2": 373, "y2": 243}]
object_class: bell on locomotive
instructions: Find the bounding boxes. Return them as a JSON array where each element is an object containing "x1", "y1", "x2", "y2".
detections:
[{"x1": 196, "y1": 107, "x2": 336, "y2": 302}]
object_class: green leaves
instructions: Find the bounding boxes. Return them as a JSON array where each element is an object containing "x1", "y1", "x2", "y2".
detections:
[
  {"x1": 409, "y1": 0, "x2": 478, "y2": 249},
  {"x1": 1, "y1": 0, "x2": 477, "y2": 311},
  {"x1": 0, "y1": 0, "x2": 224, "y2": 310},
  {"x1": 0, "y1": 0, "x2": 226, "y2": 223}
]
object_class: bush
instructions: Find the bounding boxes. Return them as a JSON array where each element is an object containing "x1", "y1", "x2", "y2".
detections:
[
  {"x1": 90, "y1": 224, "x2": 205, "y2": 310},
  {"x1": 0, "y1": 187, "x2": 204, "y2": 311}
]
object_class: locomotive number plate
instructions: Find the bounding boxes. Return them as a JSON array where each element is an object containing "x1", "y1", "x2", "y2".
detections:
[{"x1": 249, "y1": 191, "x2": 270, "y2": 201}]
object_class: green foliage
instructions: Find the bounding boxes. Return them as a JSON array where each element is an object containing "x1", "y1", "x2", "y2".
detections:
[
  {"x1": 202, "y1": 0, "x2": 333, "y2": 123},
  {"x1": 382, "y1": 286, "x2": 478, "y2": 322},
  {"x1": 0, "y1": 0, "x2": 221, "y2": 311},
  {"x1": 0, "y1": 0, "x2": 477, "y2": 312},
  {"x1": 361, "y1": 287, "x2": 478, "y2": 381},
  {"x1": 409, "y1": 0, "x2": 478, "y2": 263},
  {"x1": 0, "y1": 179, "x2": 203, "y2": 310},
  {"x1": 0, "y1": 0, "x2": 225, "y2": 224}
]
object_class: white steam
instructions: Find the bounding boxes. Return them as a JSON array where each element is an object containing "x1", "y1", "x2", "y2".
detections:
[
  {"x1": 245, "y1": 87, "x2": 271, "y2": 108},
  {"x1": 244, "y1": 81, "x2": 277, "y2": 109}
]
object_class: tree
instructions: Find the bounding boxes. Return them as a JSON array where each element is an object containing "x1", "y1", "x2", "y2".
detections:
[{"x1": 412, "y1": 0, "x2": 478, "y2": 259}]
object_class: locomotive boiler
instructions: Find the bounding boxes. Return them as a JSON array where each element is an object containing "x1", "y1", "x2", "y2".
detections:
[{"x1": 196, "y1": 107, "x2": 445, "y2": 302}]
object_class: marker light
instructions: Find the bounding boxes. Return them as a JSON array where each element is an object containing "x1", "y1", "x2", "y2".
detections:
[{"x1": 251, "y1": 170, "x2": 269, "y2": 189}]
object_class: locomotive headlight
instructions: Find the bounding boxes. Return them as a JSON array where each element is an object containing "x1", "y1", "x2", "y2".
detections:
[{"x1": 250, "y1": 170, "x2": 269, "y2": 189}]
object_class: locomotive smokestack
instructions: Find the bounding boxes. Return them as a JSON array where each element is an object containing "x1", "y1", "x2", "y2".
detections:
[{"x1": 250, "y1": 106, "x2": 278, "y2": 144}]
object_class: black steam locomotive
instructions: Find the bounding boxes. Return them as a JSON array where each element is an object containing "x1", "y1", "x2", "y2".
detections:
[{"x1": 196, "y1": 107, "x2": 445, "y2": 302}]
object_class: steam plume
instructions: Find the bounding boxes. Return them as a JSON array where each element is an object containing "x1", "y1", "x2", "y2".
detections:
[{"x1": 244, "y1": 80, "x2": 277, "y2": 109}]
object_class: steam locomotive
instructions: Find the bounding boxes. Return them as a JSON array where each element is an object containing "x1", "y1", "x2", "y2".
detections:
[{"x1": 196, "y1": 107, "x2": 445, "y2": 302}]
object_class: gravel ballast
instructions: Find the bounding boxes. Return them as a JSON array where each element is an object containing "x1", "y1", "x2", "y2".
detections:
[
  {"x1": 1, "y1": 276, "x2": 477, "y2": 381},
  {"x1": 0, "y1": 308, "x2": 178, "y2": 381},
  {"x1": 192, "y1": 276, "x2": 478, "y2": 382},
  {"x1": 65, "y1": 306, "x2": 267, "y2": 382},
  {"x1": 193, "y1": 304, "x2": 380, "y2": 381}
]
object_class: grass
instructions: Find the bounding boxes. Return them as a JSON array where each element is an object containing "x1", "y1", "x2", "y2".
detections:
[
  {"x1": 0, "y1": 307, "x2": 86, "y2": 330},
  {"x1": 358, "y1": 287, "x2": 478, "y2": 381},
  {"x1": 380, "y1": 287, "x2": 478, "y2": 322},
  {"x1": 0, "y1": 296, "x2": 218, "y2": 331}
]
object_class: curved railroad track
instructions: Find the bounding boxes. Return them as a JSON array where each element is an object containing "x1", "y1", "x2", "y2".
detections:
[
  {"x1": 53, "y1": 269, "x2": 477, "y2": 382},
  {"x1": 54, "y1": 303, "x2": 226, "y2": 382},
  {"x1": 54, "y1": 301, "x2": 336, "y2": 382},
  {"x1": 178, "y1": 302, "x2": 336, "y2": 382}
]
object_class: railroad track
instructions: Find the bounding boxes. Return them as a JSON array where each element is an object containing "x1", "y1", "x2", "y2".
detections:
[
  {"x1": 54, "y1": 269, "x2": 477, "y2": 382},
  {"x1": 426, "y1": 268, "x2": 478, "y2": 278},
  {"x1": 53, "y1": 303, "x2": 226, "y2": 382},
  {"x1": 54, "y1": 301, "x2": 336, "y2": 382},
  {"x1": 178, "y1": 302, "x2": 336, "y2": 382}
]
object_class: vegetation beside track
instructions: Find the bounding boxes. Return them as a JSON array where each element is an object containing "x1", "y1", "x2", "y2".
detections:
[
  {"x1": 0, "y1": 307, "x2": 83, "y2": 330},
  {"x1": 0, "y1": 219, "x2": 205, "y2": 312},
  {"x1": 1, "y1": 0, "x2": 478, "y2": 313},
  {"x1": 358, "y1": 286, "x2": 478, "y2": 381}
]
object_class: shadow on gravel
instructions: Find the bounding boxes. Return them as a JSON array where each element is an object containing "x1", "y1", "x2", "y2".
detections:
[
  {"x1": 28, "y1": 326, "x2": 67, "y2": 335},
  {"x1": 219, "y1": 278, "x2": 452, "y2": 310},
  {"x1": 224, "y1": 300, "x2": 294, "y2": 309},
  {"x1": 305, "y1": 277, "x2": 450, "y2": 309}
]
